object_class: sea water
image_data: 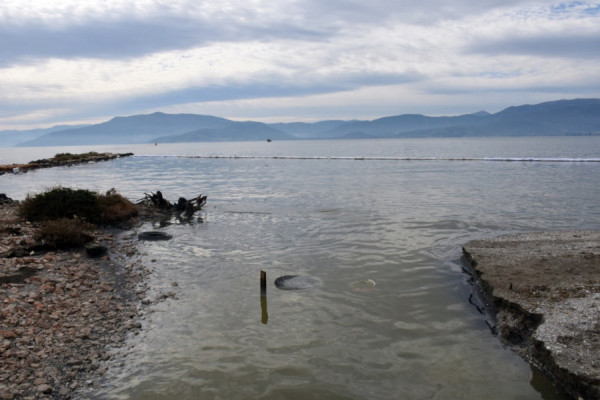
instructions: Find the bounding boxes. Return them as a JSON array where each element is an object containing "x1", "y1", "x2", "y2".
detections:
[{"x1": 2, "y1": 137, "x2": 600, "y2": 399}]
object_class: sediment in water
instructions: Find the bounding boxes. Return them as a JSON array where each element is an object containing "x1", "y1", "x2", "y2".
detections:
[{"x1": 462, "y1": 231, "x2": 600, "y2": 400}]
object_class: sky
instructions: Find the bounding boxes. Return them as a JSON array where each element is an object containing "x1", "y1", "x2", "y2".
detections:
[{"x1": 0, "y1": 0, "x2": 599, "y2": 131}]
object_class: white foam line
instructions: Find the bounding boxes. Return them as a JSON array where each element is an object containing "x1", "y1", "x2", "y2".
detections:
[{"x1": 133, "y1": 155, "x2": 600, "y2": 162}]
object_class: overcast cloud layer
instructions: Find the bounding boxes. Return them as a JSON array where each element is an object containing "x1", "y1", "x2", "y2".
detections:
[{"x1": 0, "y1": 0, "x2": 599, "y2": 129}]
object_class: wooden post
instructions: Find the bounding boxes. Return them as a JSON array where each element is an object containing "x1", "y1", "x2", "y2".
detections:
[
  {"x1": 260, "y1": 270, "x2": 268, "y2": 324},
  {"x1": 260, "y1": 270, "x2": 267, "y2": 296}
]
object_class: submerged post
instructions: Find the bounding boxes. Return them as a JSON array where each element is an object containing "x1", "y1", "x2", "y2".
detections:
[{"x1": 260, "y1": 270, "x2": 268, "y2": 324}]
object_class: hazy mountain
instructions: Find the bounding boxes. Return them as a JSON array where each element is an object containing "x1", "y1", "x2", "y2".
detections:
[
  {"x1": 481, "y1": 98, "x2": 600, "y2": 136},
  {"x1": 268, "y1": 120, "x2": 351, "y2": 138},
  {"x1": 322, "y1": 110, "x2": 512, "y2": 138},
  {"x1": 321, "y1": 113, "x2": 480, "y2": 138},
  {"x1": 5, "y1": 98, "x2": 599, "y2": 147},
  {"x1": 16, "y1": 112, "x2": 231, "y2": 146},
  {"x1": 152, "y1": 121, "x2": 293, "y2": 143},
  {"x1": 0, "y1": 124, "x2": 89, "y2": 147}
]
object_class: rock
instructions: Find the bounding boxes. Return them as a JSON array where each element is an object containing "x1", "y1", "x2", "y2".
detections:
[
  {"x1": 36, "y1": 384, "x2": 52, "y2": 394},
  {"x1": 0, "y1": 331, "x2": 17, "y2": 340},
  {"x1": 78, "y1": 327, "x2": 92, "y2": 339},
  {"x1": 0, "y1": 390, "x2": 14, "y2": 399},
  {"x1": 85, "y1": 244, "x2": 108, "y2": 258},
  {"x1": 138, "y1": 231, "x2": 172, "y2": 241},
  {"x1": 0, "y1": 193, "x2": 13, "y2": 204},
  {"x1": 463, "y1": 231, "x2": 600, "y2": 400},
  {"x1": 274, "y1": 275, "x2": 322, "y2": 290}
]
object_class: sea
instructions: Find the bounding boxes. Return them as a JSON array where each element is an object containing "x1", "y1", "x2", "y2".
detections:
[{"x1": 1, "y1": 136, "x2": 600, "y2": 399}]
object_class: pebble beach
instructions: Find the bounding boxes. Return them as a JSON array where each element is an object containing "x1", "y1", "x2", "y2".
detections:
[{"x1": 0, "y1": 202, "x2": 147, "y2": 399}]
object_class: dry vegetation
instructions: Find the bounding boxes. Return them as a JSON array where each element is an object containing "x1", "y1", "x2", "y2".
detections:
[
  {"x1": 34, "y1": 218, "x2": 96, "y2": 249},
  {"x1": 97, "y1": 188, "x2": 139, "y2": 226},
  {"x1": 17, "y1": 187, "x2": 139, "y2": 249}
]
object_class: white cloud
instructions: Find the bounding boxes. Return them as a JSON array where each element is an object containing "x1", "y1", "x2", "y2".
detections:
[{"x1": 0, "y1": 0, "x2": 599, "y2": 130}]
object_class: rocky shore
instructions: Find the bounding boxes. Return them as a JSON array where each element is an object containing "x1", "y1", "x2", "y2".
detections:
[
  {"x1": 463, "y1": 231, "x2": 600, "y2": 400},
  {"x1": 0, "y1": 202, "x2": 147, "y2": 399},
  {"x1": 0, "y1": 152, "x2": 133, "y2": 175}
]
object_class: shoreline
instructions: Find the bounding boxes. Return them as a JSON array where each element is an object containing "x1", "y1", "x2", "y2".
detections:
[
  {"x1": 463, "y1": 231, "x2": 600, "y2": 400},
  {"x1": 0, "y1": 202, "x2": 147, "y2": 399},
  {"x1": 0, "y1": 152, "x2": 133, "y2": 176}
]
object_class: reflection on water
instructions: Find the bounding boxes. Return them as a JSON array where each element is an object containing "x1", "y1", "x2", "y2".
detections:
[
  {"x1": 260, "y1": 295, "x2": 268, "y2": 325},
  {"x1": 2, "y1": 138, "x2": 599, "y2": 399}
]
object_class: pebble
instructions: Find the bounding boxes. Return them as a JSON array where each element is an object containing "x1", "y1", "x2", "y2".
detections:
[{"x1": 36, "y1": 384, "x2": 52, "y2": 394}]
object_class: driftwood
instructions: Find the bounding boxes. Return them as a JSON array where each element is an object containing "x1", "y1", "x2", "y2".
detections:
[
  {"x1": 137, "y1": 191, "x2": 207, "y2": 218},
  {"x1": 0, "y1": 193, "x2": 14, "y2": 204}
]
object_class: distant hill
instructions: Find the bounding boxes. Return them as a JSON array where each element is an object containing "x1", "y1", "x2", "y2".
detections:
[
  {"x1": 17, "y1": 112, "x2": 231, "y2": 146},
  {"x1": 481, "y1": 98, "x2": 600, "y2": 136},
  {"x1": 0, "y1": 124, "x2": 89, "y2": 147},
  {"x1": 152, "y1": 121, "x2": 293, "y2": 142},
  {"x1": 320, "y1": 112, "x2": 492, "y2": 138},
  {"x1": 3, "y1": 98, "x2": 599, "y2": 147},
  {"x1": 268, "y1": 120, "x2": 352, "y2": 138},
  {"x1": 319, "y1": 99, "x2": 600, "y2": 138}
]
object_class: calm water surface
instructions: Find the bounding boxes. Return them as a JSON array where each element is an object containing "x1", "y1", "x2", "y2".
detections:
[{"x1": 2, "y1": 137, "x2": 600, "y2": 399}]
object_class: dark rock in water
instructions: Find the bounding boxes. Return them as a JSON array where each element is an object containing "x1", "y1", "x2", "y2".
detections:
[
  {"x1": 274, "y1": 275, "x2": 321, "y2": 290},
  {"x1": 138, "y1": 231, "x2": 173, "y2": 241},
  {"x1": 86, "y1": 244, "x2": 108, "y2": 258}
]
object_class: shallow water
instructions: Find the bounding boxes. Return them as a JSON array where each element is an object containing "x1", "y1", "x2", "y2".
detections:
[{"x1": 2, "y1": 137, "x2": 600, "y2": 399}]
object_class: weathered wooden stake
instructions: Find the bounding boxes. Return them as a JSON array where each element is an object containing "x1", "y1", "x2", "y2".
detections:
[
  {"x1": 260, "y1": 270, "x2": 268, "y2": 324},
  {"x1": 260, "y1": 270, "x2": 267, "y2": 296}
]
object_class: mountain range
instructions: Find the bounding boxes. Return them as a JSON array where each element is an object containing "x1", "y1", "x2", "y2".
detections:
[{"x1": 1, "y1": 98, "x2": 599, "y2": 147}]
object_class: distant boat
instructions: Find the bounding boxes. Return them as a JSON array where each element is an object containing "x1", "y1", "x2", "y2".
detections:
[{"x1": 266, "y1": 139, "x2": 272, "y2": 142}]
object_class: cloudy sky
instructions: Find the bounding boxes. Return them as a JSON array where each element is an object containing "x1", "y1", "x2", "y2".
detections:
[{"x1": 0, "y1": 0, "x2": 599, "y2": 130}]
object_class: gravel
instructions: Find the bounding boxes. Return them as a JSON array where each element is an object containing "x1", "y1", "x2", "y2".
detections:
[{"x1": 1, "y1": 203, "x2": 147, "y2": 399}]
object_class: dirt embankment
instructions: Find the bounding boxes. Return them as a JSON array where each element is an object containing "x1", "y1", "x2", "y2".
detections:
[{"x1": 463, "y1": 231, "x2": 600, "y2": 400}]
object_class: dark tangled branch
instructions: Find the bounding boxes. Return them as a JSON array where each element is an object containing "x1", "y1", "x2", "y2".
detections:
[{"x1": 137, "y1": 191, "x2": 207, "y2": 218}]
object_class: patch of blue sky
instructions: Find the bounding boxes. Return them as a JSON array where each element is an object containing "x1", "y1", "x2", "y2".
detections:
[
  {"x1": 549, "y1": 2, "x2": 600, "y2": 17},
  {"x1": 476, "y1": 70, "x2": 523, "y2": 79}
]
